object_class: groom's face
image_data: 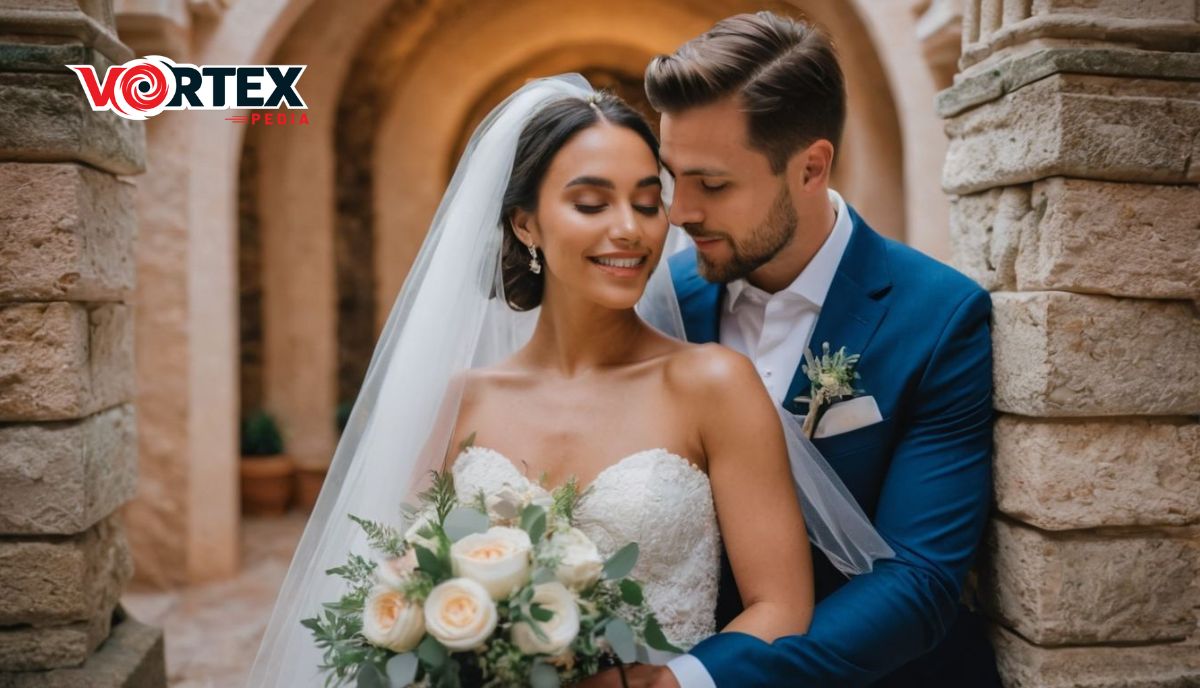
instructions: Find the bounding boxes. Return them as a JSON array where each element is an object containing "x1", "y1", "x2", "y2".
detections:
[{"x1": 659, "y1": 97, "x2": 797, "y2": 283}]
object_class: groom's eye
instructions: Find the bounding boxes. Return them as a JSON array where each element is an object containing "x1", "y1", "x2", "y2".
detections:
[{"x1": 574, "y1": 203, "x2": 606, "y2": 214}]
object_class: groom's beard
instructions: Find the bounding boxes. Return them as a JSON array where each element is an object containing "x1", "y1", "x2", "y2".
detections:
[{"x1": 687, "y1": 184, "x2": 797, "y2": 284}]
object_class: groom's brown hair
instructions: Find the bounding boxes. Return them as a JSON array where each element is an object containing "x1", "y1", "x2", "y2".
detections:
[{"x1": 644, "y1": 11, "x2": 845, "y2": 174}]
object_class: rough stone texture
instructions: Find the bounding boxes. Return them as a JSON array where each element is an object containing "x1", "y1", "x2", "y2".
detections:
[
  {"x1": 992, "y1": 625, "x2": 1200, "y2": 688},
  {"x1": 0, "y1": 163, "x2": 136, "y2": 302},
  {"x1": 991, "y1": 292, "x2": 1200, "y2": 417},
  {"x1": 994, "y1": 416, "x2": 1200, "y2": 530},
  {"x1": 0, "y1": 604, "x2": 113, "y2": 672},
  {"x1": 951, "y1": 179, "x2": 1200, "y2": 299},
  {"x1": 0, "y1": 70, "x2": 144, "y2": 176},
  {"x1": 0, "y1": 610, "x2": 166, "y2": 687},
  {"x1": 938, "y1": 47, "x2": 1200, "y2": 118},
  {"x1": 0, "y1": 405, "x2": 137, "y2": 535},
  {"x1": 981, "y1": 519, "x2": 1200, "y2": 645},
  {"x1": 0, "y1": 515, "x2": 132, "y2": 627},
  {"x1": 0, "y1": 302, "x2": 134, "y2": 422},
  {"x1": 943, "y1": 73, "x2": 1200, "y2": 195}
]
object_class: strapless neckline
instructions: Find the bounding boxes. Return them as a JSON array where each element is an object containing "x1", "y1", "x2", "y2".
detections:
[{"x1": 456, "y1": 445, "x2": 709, "y2": 495}]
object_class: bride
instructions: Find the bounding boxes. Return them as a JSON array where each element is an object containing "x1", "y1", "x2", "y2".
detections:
[{"x1": 249, "y1": 75, "x2": 888, "y2": 687}]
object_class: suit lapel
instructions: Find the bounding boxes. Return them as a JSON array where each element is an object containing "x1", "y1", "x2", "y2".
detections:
[
  {"x1": 669, "y1": 248, "x2": 723, "y2": 344},
  {"x1": 783, "y1": 209, "x2": 892, "y2": 415}
]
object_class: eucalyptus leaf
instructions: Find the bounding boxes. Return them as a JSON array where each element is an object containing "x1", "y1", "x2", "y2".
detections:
[
  {"x1": 532, "y1": 567, "x2": 557, "y2": 585},
  {"x1": 386, "y1": 653, "x2": 419, "y2": 688},
  {"x1": 618, "y1": 579, "x2": 643, "y2": 605},
  {"x1": 530, "y1": 662, "x2": 561, "y2": 688},
  {"x1": 520, "y1": 505, "x2": 547, "y2": 543},
  {"x1": 604, "y1": 618, "x2": 637, "y2": 664},
  {"x1": 417, "y1": 635, "x2": 448, "y2": 670},
  {"x1": 602, "y1": 543, "x2": 639, "y2": 580},
  {"x1": 414, "y1": 545, "x2": 448, "y2": 581},
  {"x1": 443, "y1": 506, "x2": 489, "y2": 542},
  {"x1": 529, "y1": 602, "x2": 554, "y2": 622},
  {"x1": 643, "y1": 615, "x2": 684, "y2": 653},
  {"x1": 356, "y1": 663, "x2": 386, "y2": 688}
]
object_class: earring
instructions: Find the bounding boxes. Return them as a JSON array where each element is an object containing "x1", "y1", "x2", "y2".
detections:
[{"x1": 527, "y1": 244, "x2": 542, "y2": 275}]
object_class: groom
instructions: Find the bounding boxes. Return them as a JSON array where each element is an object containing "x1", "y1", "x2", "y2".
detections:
[{"x1": 623, "y1": 11, "x2": 998, "y2": 688}]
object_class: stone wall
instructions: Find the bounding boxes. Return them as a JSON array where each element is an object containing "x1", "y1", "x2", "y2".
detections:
[
  {"x1": 0, "y1": 1, "x2": 165, "y2": 684},
  {"x1": 942, "y1": 2, "x2": 1200, "y2": 685}
]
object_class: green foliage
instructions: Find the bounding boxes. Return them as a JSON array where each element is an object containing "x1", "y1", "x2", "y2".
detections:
[
  {"x1": 418, "y1": 471, "x2": 459, "y2": 524},
  {"x1": 550, "y1": 477, "x2": 581, "y2": 524},
  {"x1": 240, "y1": 409, "x2": 284, "y2": 456},
  {"x1": 348, "y1": 514, "x2": 405, "y2": 558}
]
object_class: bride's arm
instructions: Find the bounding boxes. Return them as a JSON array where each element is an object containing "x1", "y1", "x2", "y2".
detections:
[{"x1": 672, "y1": 344, "x2": 815, "y2": 641}]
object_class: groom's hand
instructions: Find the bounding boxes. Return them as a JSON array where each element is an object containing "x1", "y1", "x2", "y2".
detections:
[{"x1": 576, "y1": 665, "x2": 681, "y2": 688}]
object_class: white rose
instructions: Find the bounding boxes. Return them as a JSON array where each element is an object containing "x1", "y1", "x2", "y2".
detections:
[
  {"x1": 511, "y1": 582, "x2": 580, "y2": 656},
  {"x1": 545, "y1": 527, "x2": 603, "y2": 591},
  {"x1": 484, "y1": 484, "x2": 527, "y2": 523},
  {"x1": 376, "y1": 549, "x2": 418, "y2": 589},
  {"x1": 450, "y1": 527, "x2": 532, "y2": 600},
  {"x1": 423, "y1": 578, "x2": 498, "y2": 651},
  {"x1": 404, "y1": 510, "x2": 440, "y2": 553},
  {"x1": 362, "y1": 585, "x2": 425, "y2": 653},
  {"x1": 819, "y1": 372, "x2": 840, "y2": 389},
  {"x1": 528, "y1": 483, "x2": 554, "y2": 510}
]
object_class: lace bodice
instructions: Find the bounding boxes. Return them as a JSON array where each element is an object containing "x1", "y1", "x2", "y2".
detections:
[{"x1": 452, "y1": 446, "x2": 721, "y2": 649}]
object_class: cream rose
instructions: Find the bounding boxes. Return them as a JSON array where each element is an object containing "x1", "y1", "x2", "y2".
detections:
[
  {"x1": 484, "y1": 483, "x2": 554, "y2": 524},
  {"x1": 375, "y1": 549, "x2": 418, "y2": 589},
  {"x1": 545, "y1": 527, "x2": 603, "y2": 591},
  {"x1": 423, "y1": 578, "x2": 498, "y2": 651},
  {"x1": 450, "y1": 527, "x2": 532, "y2": 600},
  {"x1": 511, "y1": 582, "x2": 581, "y2": 656},
  {"x1": 361, "y1": 585, "x2": 425, "y2": 653}
]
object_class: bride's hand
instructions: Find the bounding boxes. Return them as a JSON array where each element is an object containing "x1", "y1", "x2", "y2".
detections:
[{"x1": 576, "y1": 665, "x2": 680, "y2": 688}]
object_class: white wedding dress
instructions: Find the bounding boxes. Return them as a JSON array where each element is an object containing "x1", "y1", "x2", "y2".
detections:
[{"x1": 452, "y1": 445, "x2": 721, "y2": 649}]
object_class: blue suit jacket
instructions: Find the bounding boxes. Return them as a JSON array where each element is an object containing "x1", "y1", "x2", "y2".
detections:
[{"x1": 671, "y1": 207, "x2": 996, "y2": 687}]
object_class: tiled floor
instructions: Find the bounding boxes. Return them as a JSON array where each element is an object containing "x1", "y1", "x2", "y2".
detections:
[{"x1": 121, "y1": 512, "x2": 308, "y2": 688}]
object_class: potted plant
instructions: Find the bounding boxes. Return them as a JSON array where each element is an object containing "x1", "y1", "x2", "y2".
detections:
[
  {"x1": 239, "y1": 410, "x2": 293, "y2": 515},
  {"x1": 292, "y1": 401, "x2": 352, "y2": 513}
]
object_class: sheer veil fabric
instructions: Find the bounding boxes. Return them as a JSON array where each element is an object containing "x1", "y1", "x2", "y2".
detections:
[{"x1": 247, "y1": 74, "x2": 891, "y2": 686}]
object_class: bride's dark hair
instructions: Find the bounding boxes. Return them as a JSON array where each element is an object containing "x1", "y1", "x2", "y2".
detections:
[{"x1": 500, "y1": 91, "x2": 660, "y2": 311}]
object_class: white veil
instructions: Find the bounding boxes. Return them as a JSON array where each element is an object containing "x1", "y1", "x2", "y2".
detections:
[{"x1": 247, "y1": 74, "x2": 891, "y2": 686}]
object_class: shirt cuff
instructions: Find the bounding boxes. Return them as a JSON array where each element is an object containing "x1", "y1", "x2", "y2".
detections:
[{"x1": 667, "y1": 654, "x2": 717, "y2": 688}]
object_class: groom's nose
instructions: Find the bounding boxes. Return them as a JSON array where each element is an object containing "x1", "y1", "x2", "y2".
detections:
[{"x1": 668, "y1": 188, "x2": 703, "y2": 227}]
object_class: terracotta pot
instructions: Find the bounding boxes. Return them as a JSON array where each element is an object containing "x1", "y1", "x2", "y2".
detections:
[
  {"x1": 293, "y1": 464, "x2": 329, "y2": 513},
  {"x1": 240, "y1": 454, "x2": 295, "y2": 516}
]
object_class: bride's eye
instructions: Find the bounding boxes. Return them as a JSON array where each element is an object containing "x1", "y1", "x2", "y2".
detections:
[
  {"x1": 574, "y1": 203, "x2": 606, "y2": 214},
  {"x1": 634, "y1": 204, "x2": 660, "y2": 216},
  {"x1": 700, "y1": 180, "x2": 728, "y2": 192}
]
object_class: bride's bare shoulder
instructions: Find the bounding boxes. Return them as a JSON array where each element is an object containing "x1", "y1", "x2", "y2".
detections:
[{"x1": 662, "y1": 342, "x2": 764, "y2": 399}]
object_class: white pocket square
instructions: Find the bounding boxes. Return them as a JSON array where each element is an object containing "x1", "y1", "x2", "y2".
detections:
[{"x1": 814, "y1": 395, "x2": 883, "y2": 439}]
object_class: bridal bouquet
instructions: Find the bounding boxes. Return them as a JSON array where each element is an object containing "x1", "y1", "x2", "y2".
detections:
[{"x1": 303, "y1": 463, "x2": 680, "y2": 687}]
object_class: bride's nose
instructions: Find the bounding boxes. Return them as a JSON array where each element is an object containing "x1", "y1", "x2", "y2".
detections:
[{"x1": 608, "y1": 204, "x2": 641, "y2": 242}]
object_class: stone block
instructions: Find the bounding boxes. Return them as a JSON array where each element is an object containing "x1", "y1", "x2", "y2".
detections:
[
  {"x1": 0, "y1": 405, "x2": 137, "y2": 535},
  {"x1": 0, "y1": 163, "x2": 136, "y2": 302},
  {"x1": 944, "y1": 73, "x2": 1200, "y2": 194},
  {"x1": 981, "y1": 519, "x2": 1200, "y2": 644},
  {"x1": 0, "y1": 515, "x2": 131, "y2": 627},
  {"x1": 994, "y1": 415, "x2": 1200, "y2": 529},
  {"x1": 0, "y1": 302, "x2": 134, "y2": 422},
  {"x1": 991, "y1": 292, "x2": 1200, "y2": 417},
  {"x1": 992, "y1": 625, "x2": 1200, "y2": 688},
  {"x1": 0, "y1": 610, "x2": 166, "y2": 687},
  {"x1": 0, "y1": 605, "x2": 112, "y2": 672},
  {"x1": 0, "y1": 71, "x2": 144, "y2": 176},
  {"x1": 951, "y1": 179, "x2": 1200, "y2": 300}
]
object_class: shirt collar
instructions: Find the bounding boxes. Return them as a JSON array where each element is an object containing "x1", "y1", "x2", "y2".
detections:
[{"x1": 725, "y1": 189, "x2": 854, "y2": 312}]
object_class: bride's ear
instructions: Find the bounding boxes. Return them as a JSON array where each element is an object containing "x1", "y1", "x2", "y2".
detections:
[{"x1": 510, "y1": 208, "x2": 540, "y2": 247}]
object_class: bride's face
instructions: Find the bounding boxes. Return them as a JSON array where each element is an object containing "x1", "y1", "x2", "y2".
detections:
[{"x1": 513, "y1": 122, "x2": 668, "y2": 311}]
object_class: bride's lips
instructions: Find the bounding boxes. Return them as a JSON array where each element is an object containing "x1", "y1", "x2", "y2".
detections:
[{"x1": 588, "y1": 252, "x2": 649, "y2": 278}]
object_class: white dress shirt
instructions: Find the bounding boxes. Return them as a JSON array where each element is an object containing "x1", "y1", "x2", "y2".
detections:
[{"x1": 666, "y1": 189, "x2": 853, "y2": 688}]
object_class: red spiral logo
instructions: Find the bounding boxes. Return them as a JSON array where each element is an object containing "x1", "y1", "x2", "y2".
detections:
[{"x1": 121, "y1": 62, "x2": 169, "y2": 112}]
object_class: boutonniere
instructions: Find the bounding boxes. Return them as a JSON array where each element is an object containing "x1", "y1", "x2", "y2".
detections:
[{"x1": 794, "y1": 342, "x2": 863, "y2": 439}]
